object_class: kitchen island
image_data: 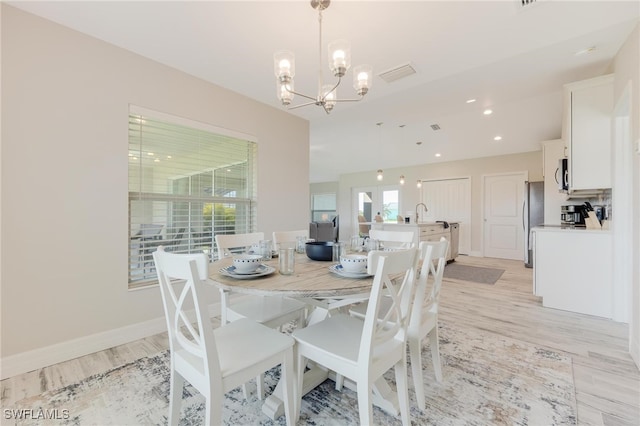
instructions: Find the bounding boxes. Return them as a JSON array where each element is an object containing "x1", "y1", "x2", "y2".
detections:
[
  {"x1": 532, "y1": 225, "x2": 612, "y2": 318},
  {"x1": 372, "y1": 222, "x2": 459, "y2": 262}
]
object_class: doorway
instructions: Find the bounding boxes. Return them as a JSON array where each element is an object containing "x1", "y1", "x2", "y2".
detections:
[
  {"x1": 352, "y1": 185, "x2": 400, "y2": 225},
  {"x1": 482, "y1": 172, "x2": 527, "y2": 260}
]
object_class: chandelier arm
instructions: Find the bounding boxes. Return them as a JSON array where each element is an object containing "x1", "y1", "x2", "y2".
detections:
[
  {"x1": 332, "y1": 96, "x2": 365, "y2": 103},
  {"x1": 284, "y1": 88, "x2": 317, "y2": 102},
  {"x1": 288, "y1": 101, "x2": 321, "y2": 110}
]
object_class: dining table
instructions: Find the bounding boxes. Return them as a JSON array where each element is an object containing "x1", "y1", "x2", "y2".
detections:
[{"x1": 207, "y1": 252, "x2": 405, "y2": 421}]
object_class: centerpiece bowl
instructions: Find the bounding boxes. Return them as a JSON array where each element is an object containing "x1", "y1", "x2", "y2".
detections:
[{"x1": 305, "y1": 241, "x2": 335, "y2": 261}]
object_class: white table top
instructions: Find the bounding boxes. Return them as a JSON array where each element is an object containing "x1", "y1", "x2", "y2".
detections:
[{"x1": 208, "y1": 253, "x2": 373, "y2": 298}]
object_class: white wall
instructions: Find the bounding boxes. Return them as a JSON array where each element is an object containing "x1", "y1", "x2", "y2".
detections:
[
  {"x1": 336, "y1": 151, "x2": 543, "y2": 254},
  {"x1": 0, "y1": 5, "x2": 309, "y2": 364},
  {"x1": 612, "y1": 23, "x2": 640, "y2": 367}
]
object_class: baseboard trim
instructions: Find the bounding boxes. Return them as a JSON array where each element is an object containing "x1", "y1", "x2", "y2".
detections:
[{"x1": 1, "y1": 302, "x2": 222, "y2": 380}]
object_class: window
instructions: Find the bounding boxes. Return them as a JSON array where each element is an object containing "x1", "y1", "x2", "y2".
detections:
[
  {"x1": 128, "y1": 106, "x2": 257, "y2": 287},
  {"x1": 311, "y1": 193, "x2": 337, "y2": 222}
]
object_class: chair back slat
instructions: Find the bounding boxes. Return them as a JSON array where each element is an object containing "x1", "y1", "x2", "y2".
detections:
[
  {"x1": 410, "y1": 238, "x2": 448, "y2": 332},
  {"x1": 369, "y1": 229, "x2": 415, "y2": 249},
  {"x1": 359, "y1": 248, "x2": 418, "y2": 363},
  {"x1": 153, "y1": 247, "x2": 221, "y2": 375},
  {"x1": 215, "y1": 232, "x2": 265, "y2": 260},
  {"x1": 272, "y1": 230, "x2": 308, "y2": 249}
]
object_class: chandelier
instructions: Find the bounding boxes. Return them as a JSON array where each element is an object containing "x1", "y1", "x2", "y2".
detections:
[{"x1": 273, "y1": 0, "x2": 372, "y2": 114}]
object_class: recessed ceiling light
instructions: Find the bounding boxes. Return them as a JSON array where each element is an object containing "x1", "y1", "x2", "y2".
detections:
[
  {"x1": 466, "y1": 99, "x2": 476, "y2": 104},
  {"x1": 435, "y1": 153, "x2": 441, "y2": 157},
  {"x1": 154, "y1": 158, "x2": 160, "y2": 163},
  {"x1": 483, "y1": 109, "x2": 493, "y2": 115},
  {"x1": 494, "y1": 136, "x2": 502, "y2": 141},
  {"x1": 575, "y1": 46, "x2": 596, "y2": 56},
  {"x1": 148, "y1": 152, "x2": 154, "y2": 156},
  {"x1": 166, "y1": 155, "x2": 172, "y2": 159}
]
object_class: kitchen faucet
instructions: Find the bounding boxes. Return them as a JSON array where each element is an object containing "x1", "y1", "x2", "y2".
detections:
[{"x1": 415, "y1": 203, "x2": 428, "y2": 223}]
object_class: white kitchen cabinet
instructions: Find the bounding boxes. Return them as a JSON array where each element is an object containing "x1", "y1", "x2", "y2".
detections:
[
  {"x1": 563, "y1": 74, "x2": 614, "y2": 192},
  {"x1": 541, "y1": 139, "x2": 566, "y2": 225},
  {"x1": 533, "y1": 227, "x2": 612, "y2": 318},
  {"x1": 381, "y1": 223, "x2": 454, "y2": 261}
]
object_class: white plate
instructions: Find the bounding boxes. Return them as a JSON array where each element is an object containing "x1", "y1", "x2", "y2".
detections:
[
  {"x1": 329, "y1": 264, "x2": 372, "y2": 279},
  {"x1": 219, "y1": 264, "x2": 275, "y2": 279}
]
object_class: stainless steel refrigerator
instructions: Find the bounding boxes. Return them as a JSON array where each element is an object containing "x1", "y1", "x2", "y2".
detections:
[{"x1": 524, "y1": 181, "x2": 544, "y2": 268}]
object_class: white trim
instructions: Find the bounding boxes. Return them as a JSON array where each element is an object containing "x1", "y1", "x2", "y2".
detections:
[
  {"x1": 611, "y1": 83, "x2": 633, "y2": 323},
  {"x1": 1, "y1": 303, "x2": 222, "y2": 380},
  {"x1": 129, "y1": 104, "x2": 257, "y2": 143}
]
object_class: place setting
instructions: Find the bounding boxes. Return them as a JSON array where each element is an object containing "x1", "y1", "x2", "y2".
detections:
[{"x1": 219, "y1": 254, "x2": 276, "y2": 279}]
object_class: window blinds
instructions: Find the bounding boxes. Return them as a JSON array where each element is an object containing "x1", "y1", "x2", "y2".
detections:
[{"x1": 128, "y1": 107, "x2": 257, "y2": 287}]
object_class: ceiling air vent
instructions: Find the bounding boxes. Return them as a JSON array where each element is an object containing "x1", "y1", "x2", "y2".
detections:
[
  {"x1": 430, "y1": 124, "x2": 441, "y2": 131},
  {"x1": 517, "y1": 0, "x2": 541, "y2": 11},
  {"x1": 378, "y1": 63, "x2": 417, "y2": 83}
]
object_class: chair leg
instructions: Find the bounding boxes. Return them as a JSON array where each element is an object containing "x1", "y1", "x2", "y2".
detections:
[
  {"x1": 395, "y1": 357, "x2": 411, "y2": 426},
  {"x1": 409, "y1": 338, "x2": 426, "y2": 410},
  {"x1": 335, "y1": 374, "x2": 344, "y2": 391},
  {"x1": 206, "y1": 390, "x2": 223, "y2": 426},
  {"x1": 281, "y1": 349, "x2": 295, "y2": 426},
  {"x1": 356, "y1": 380, "x2": 373, "y2": 426},
  {"x1": 218, "y1": 289, "x2": 230, "y2": 325},
  {"x1": 256, "y1": 374, "x2": 265, "y2": 400},
  {"x1": 295, "y1": 350, "x2": 306, "y2": 422},
  {"x1": 168, "y1": 370, "x2": 184, "y2": 426},
  {"x1": 429, "y1": 326, "x2": 443, "y2": 383}
]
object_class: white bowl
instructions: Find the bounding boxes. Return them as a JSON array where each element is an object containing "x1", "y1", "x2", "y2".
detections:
[
  {"x1": 233, "y1": 254, "x2": 263, "y2": 273},
  {"x1": 340, "y1": 254, "x2": 368, "y2": 273}
]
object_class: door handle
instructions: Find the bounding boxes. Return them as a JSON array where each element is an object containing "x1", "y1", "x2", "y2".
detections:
[
  {"x1": 554, "y1": 167, "x2": 559, "y2": 184},
  {"x1": 522, "y1": 200, "x2": 526, "y2": 230}
]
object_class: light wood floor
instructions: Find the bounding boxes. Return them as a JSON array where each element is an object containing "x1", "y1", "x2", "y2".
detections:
[{"x1": 2, "y1": 256, "x2": 638, "y2": 425}]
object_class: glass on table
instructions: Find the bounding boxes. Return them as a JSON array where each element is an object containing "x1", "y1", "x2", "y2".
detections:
[
  {"x1": 278, "y1": 247, "x2": 295, "y2": 275},
  {"x1": 259, "y1": 240, "x2": 273, "y2": 260}
]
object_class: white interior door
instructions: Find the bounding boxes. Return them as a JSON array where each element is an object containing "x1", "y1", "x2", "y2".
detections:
[
  {"x1": 421, "y1": 178, "x2": 471, "y2": 254},
  {"x1": 483, "y1": 173, "x2": 526, "y2": 260}
]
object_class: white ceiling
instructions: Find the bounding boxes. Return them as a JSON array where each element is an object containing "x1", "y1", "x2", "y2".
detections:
[{"x1": 10, "y1": 0, "x2": 639, "y2": 182}]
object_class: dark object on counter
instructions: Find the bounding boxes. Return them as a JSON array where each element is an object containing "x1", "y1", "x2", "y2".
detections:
[
  {"x1": 305, "y1": 241, "x2": 335, "y2": 261},
  {"x1": 436, "y1": 220, "x2": 449, "y2": 229}
]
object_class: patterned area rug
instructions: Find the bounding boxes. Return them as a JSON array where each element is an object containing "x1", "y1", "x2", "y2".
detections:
[
  {"x1": 443, "y1": 263, "x2": 505, "y2": 284},
  {"x1": 9, "y1": 323, "x2": 576, "y2": 425}
]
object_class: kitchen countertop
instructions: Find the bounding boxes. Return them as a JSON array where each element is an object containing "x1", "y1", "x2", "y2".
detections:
[{"x1": 532, "y1": 225, "x2": 611, "y2": 234}]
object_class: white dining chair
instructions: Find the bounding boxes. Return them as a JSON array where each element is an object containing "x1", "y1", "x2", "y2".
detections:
[
  {"x1": 369, "y1": 229, "x2": 416, "y2": 250},
  {"x1": 292, "y1": 248, "x2": 418, "y2": 426},
  {"x1": 215, "y1": 233, "x2": 306, "y2": 399},
  {"x1": 152, "y1": 247, "x2": 296, "y2": 426},
  {"x1": 407, "y1": 237, "x2": 448, "y2": 409},
  {"x1": 215, "y1": 232, "x2": 306, "y2": 329},
  {"x1": 272, "y1": 229, "x2": 308, "y2": 251},
  {"x1": 350, "y1": 237, "x2": 449, "y2": 410}
]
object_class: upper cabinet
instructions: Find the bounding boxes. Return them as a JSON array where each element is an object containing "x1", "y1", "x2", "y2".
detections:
[{"x1": 562, "y1": 74, "x2": 614, "y2": 193}]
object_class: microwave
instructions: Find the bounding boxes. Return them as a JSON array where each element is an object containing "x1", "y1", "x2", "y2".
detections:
[{"x1": 557, "y1": 158, "x2": 568, "y2": 191}]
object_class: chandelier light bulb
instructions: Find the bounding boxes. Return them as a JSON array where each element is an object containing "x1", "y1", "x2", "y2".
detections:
[
  {"x1": 400, "y1": 175, "x2": 405, "y2": 185},
  {"x1": 417, "y1": 180, "x2": 422, "y2": 188},
  {"x1": 377, "y1": 169, "x2": 383, "y2": 181}
]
